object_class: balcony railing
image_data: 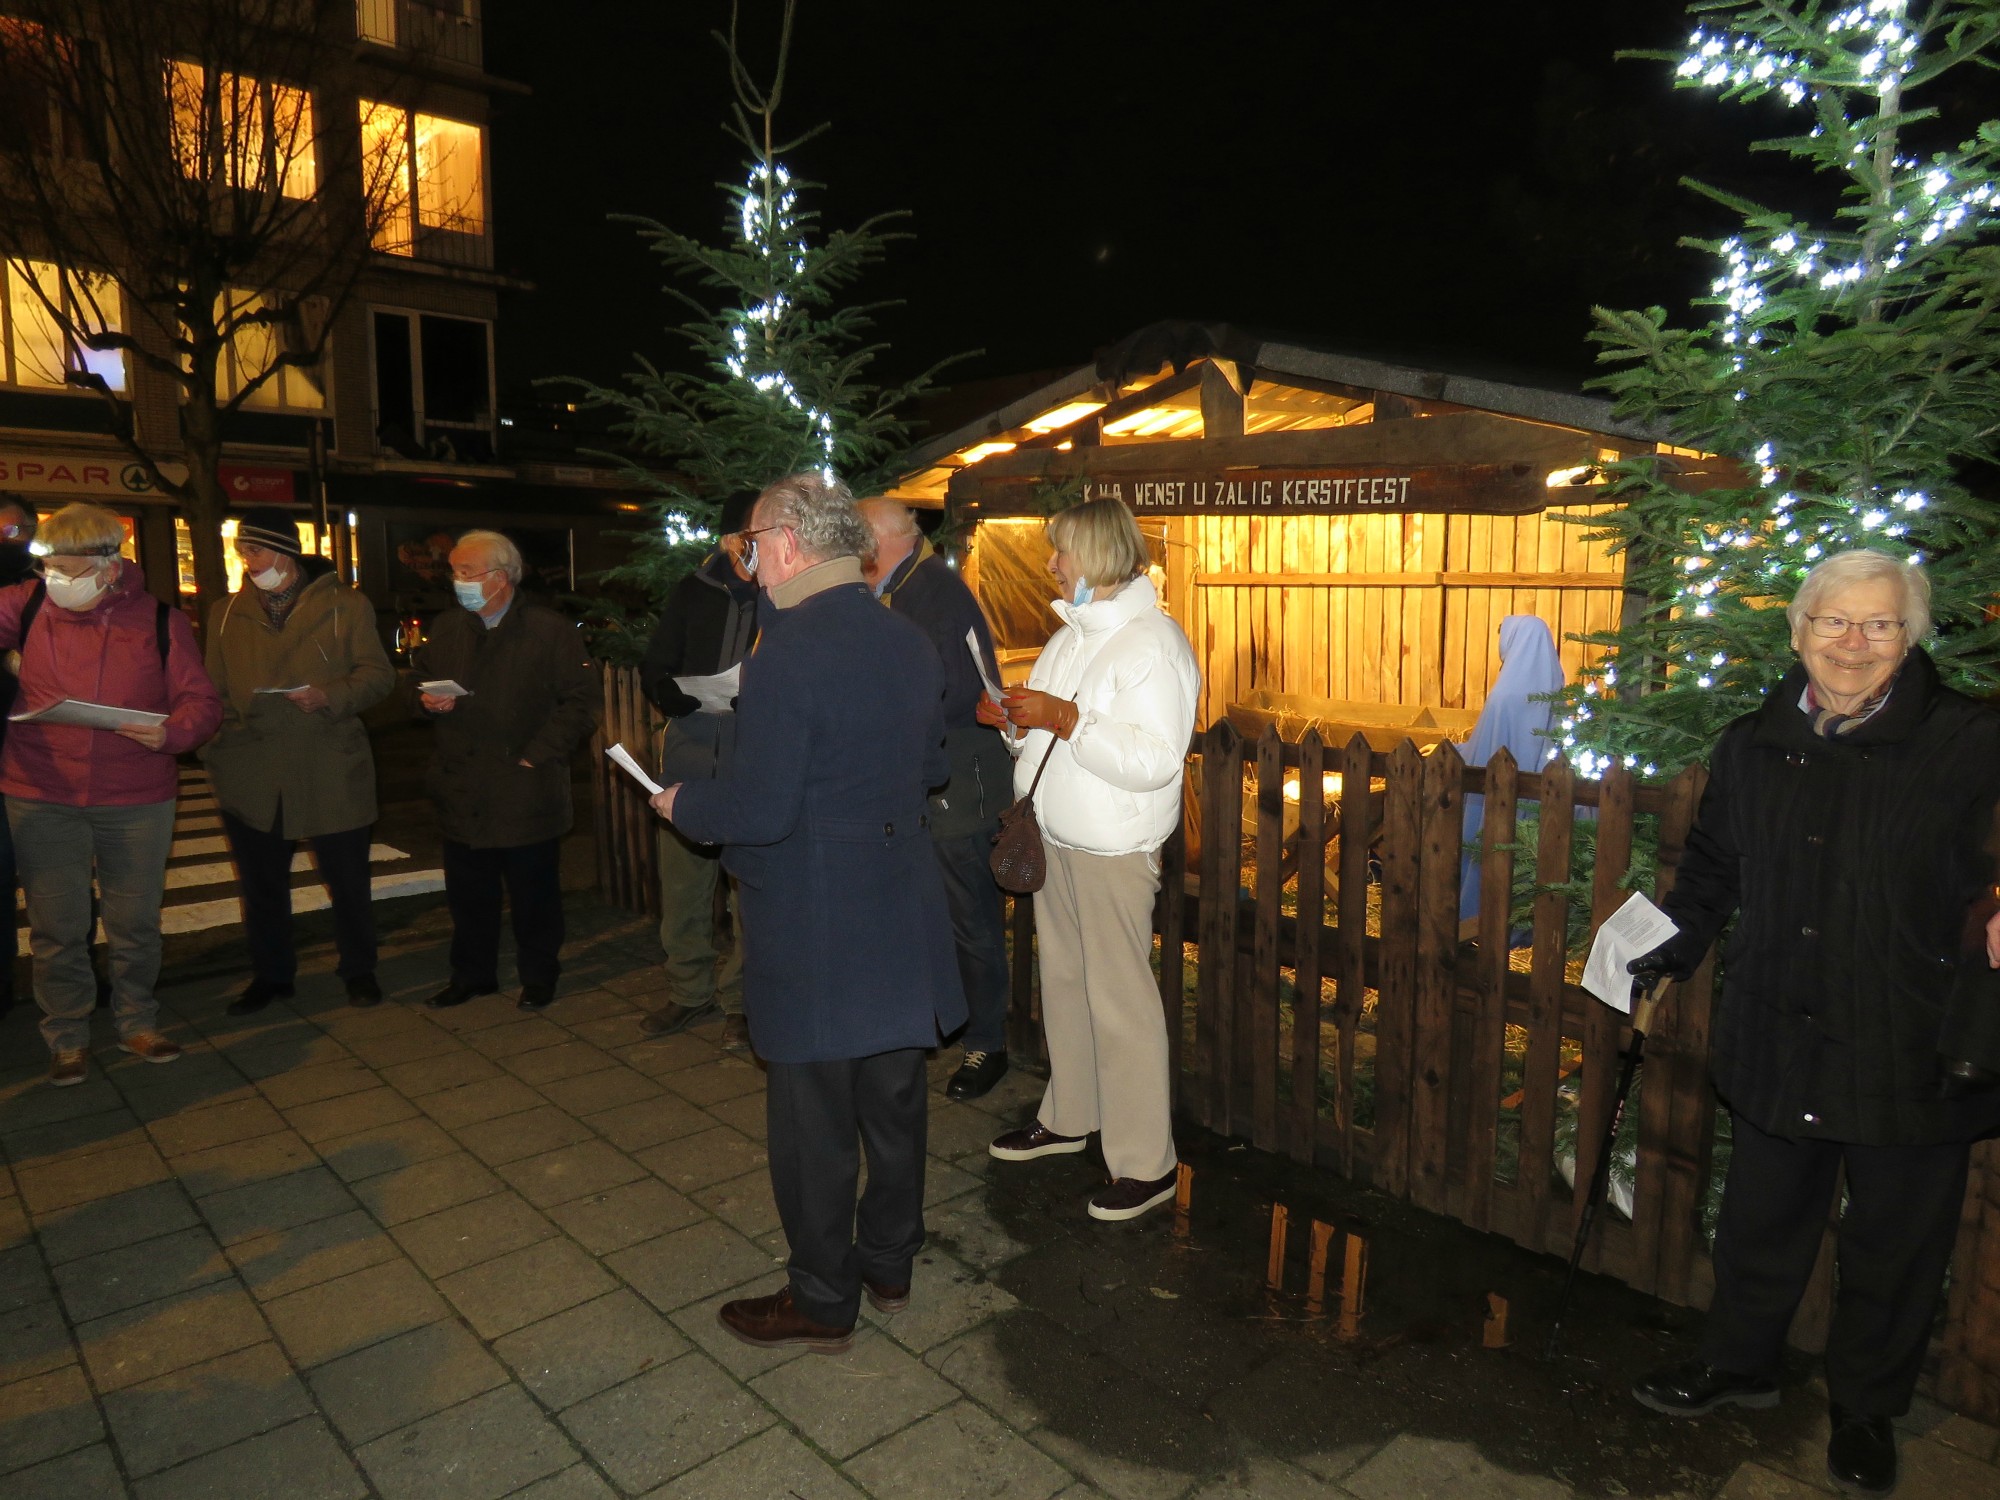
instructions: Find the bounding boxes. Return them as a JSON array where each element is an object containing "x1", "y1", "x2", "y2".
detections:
[{"x1": 356, "y1": 0, "x2": 482, "y2": 73}]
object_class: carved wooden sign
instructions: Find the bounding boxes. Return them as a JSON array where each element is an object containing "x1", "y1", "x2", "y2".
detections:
[{"x1": 1070, "y1": 462, "x2": 1550, "y2": 516}]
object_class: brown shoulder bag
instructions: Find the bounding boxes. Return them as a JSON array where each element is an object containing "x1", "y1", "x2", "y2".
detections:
[{"x1": 989, "y1": 738, "x2": 1058, "y2": 894}]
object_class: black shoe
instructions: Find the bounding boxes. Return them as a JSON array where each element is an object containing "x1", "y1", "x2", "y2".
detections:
[
  {"x1": 946, "y1": 1049, "x2": 1009, "y2": 1101},
  {"x1": 227, "y1": 978, "x2": 295, "y2": 1017},
  {"x1": 1827, "y1": 1405, "x2": 1897, "y2": 1495},
  {"x1": 426, "y1": 981, "x2": 497, "y2": 1010},
  {"x1": 518, "y1": 984, "x2": 556, "y2": 1011},
  {"x1": 1632, "y1": 1358, "x2": 1780, "y2": 1416},
  {"x1": 344, "y1": 974, "x2": 382, "y2": 1008},
  {"x1": 640, "y1": 999, "x2": 717, "y2": 1036}
]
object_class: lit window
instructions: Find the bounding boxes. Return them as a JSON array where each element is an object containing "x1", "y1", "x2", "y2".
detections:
[
  {"x1": 193, "y1": 289, "x2": 327, "y2": 411},
  {"x1": 359, "y1": 101, "x2": 484, "y2": 253},
  {"x1": 1, "y1": 259, "x2": 124, "y2": 392},
  {"x1": 168, "y1": 61, "x2": 316, "y2": 199},
  {"x1": 176, "y1": 516, "x2": 326, "y2": 596}
]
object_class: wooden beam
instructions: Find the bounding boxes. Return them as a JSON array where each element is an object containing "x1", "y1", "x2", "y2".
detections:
[
  {"x1": 1200, "y1": 359, "x2": 1246, "y2": 439},
  {"x1": 1193, "y1": 570, "x2": 1620, "y2": 589}
]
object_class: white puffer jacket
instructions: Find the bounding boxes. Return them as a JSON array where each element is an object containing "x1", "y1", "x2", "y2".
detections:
[{"x1": 1011, "y1": 575, "x2": 1201, "y2": 856}]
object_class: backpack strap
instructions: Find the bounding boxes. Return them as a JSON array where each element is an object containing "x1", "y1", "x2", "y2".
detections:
[
  {"x1": 154, "y1": 597, "x2": 169, "y2": 666},
  {"x1": 17, "y1": 578, "x2": 44, "y2": 652}
]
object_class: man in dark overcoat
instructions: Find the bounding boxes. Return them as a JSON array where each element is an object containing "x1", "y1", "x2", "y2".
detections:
[
  {"x1": 857, "y1": 497, "x2": 1014, "y2": 1100},
  {"x1": 416, "y1": 529, "x2": 598, "y2": 1013},
  {"x1": 652, "y1": 473, "x2": 966, "y2": 1352}
]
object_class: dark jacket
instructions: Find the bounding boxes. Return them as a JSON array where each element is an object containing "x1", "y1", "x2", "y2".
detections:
[
  {"x1": 0, "y1": 539, "x2": 34, "y2": 732},
  {"x1": 1660, "y1": 649, "x2": 2000, "y2": 1146},
  {"x1": 415, "y1": 599, "x2": 599, "y2": 848},
  {"x1": 671, "y1": 557, "x2": 967, "y2": 1064},
  {"x1": 879, "y1": 540, "x2": 1010, "y2": 840},
  {"x1": 640, "y1": 550, "x2": 758, "y2": 784}
]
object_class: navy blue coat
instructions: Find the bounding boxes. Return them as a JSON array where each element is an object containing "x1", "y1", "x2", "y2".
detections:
[{"x1": 670, "y1": 571, "x2": 968, "y2": 1064}]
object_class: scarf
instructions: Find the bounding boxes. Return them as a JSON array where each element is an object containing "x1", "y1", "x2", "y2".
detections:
[
  {"x1": 257, "y1": 571, "x2": 303, "y2": 630},
  {"x1": 1801, "y1": 670, "x2": 1899, "y2": 739}
]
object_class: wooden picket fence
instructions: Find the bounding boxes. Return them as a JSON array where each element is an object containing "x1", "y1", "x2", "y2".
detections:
[{"x1": 592, "y1": 664, "x2": 664, "y2": 920}]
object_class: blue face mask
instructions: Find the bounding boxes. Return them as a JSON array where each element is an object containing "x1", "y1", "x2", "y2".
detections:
[
  {"x1": 453, "y1": 578, "x2": 488, "y2": 611},
  {"x1": 1071, "y1": 578, "x2": 1094, "y2": 606}
]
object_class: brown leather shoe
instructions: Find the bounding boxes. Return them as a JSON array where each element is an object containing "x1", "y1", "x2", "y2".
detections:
[
  {"x1": 640, "y1": 999, "x2": 716, "y2": 1036},
  {"x1": 719, "y1": 1014, "x2": 751, "y2": 1052},
  {"x1": 864, "y1": 1279, "x2": 910, "y2": 1314},
  {"x1": 717, "y1": 1286, "x2": 853, "y2": 1353},
  {"x1": 48, "y1": 1049, "x2": 88, "y2": 1087},
  {"x1": 989, "y1": 1121, "x2": 1088, "y2": 1161},
  {"x1": 117, "y1": 1032, "x2": 183, "y2": 1064}
]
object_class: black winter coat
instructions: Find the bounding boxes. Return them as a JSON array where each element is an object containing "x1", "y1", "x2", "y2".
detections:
[
  {"x1": 1662, "y1": 649, "x2": 2000, "y2": 1146},
  {"x1": 640, "y1": 551, "x2": 758, "y2": 785}
]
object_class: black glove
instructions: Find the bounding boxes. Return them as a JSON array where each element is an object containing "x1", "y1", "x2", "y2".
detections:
[
  {"x1": 1627, "y1": 938, "x2": 1698, "y2": 988},
  {"x1": 1939, "y1": 1057, "x2": 2000, "y2": 1101}
]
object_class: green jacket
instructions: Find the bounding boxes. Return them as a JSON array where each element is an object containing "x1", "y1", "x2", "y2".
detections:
[
  {"x1": 200, "y1": 565, "x2": 396, "y2": 840},
  {"x1": 415, "y1": 599, "x2": 599, "y2": 849}
]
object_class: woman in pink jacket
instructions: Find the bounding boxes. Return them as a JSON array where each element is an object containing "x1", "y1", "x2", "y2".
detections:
[{"x1": 0, "y1": 503, "x2": 222, "y2": 1086}]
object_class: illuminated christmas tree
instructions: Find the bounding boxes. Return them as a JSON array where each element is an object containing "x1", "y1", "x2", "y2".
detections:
[{"x1": 1556, "y1": 0, "x2": 2000, "y2": 777}]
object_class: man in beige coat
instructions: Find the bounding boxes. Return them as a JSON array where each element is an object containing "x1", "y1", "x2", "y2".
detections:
[{"x1": 201, "y1": 509, "x2": 396, "y2": 1015}]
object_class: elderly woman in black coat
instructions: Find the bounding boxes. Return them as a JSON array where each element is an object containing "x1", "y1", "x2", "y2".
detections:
[{"x1": 1628, "y1": 548, "x2": 2000, "y2": 1496}]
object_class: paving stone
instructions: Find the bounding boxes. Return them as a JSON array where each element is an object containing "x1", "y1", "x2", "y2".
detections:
[
  {"x1": 0, "y1": 1242, "x2": 52, "y2": 1314},
  {"x1": 928, "y1": 1101, "x2": 1009, "y2": 1159},
  {"x1": 537, "y1": 1066, "x2": 662, "y2": 1116},
  {"x1": 77, "y1": 1281, "x2": 269, "y2": 1393},
  {"x1": 505, "y1": 1465, "x2": 619, "y2": 1500},
  {"x1": 464, "y1": 1016, "x2": 570, "y2": 1060},
  {"x1": 256, "y1": 1058, "x2": 377, "y2": 1111},
  {"x1": 100, "y1": 1340, "x2": 314, "y2": 1477},
  {"x1": 494, "y1": 1287, "x2": 688, "y2": 1411},
  {"x1": 54, "y1": 1224, "x2": 230, "y2": 1322},
  {"x1": 0, "y1": 1194, "x2": 27, "y2": 1251},
  {"x1": 130, "y1": 1415, "x2": 367, "y2": 1500},
  {"x1": 1188, "y1": 1455, "x2": 1359, "y2": 1499},
  {"x1": 924, "y1": 1323, "x2": 1049, "y2": 1431},
  {"x1": 4, "y1": 1107, "x2": 150, "y2": 1167},
  {"x1": 456, "y1": 1105, "x2": 596, "y2": 1168},
  {"x1": 0, "y1": 1075, "x2": 126, "y2": 1132},
  {"x1": 702, "y1": 1090, "x2": 768, "y2": 1140},
  {"x1": 1342, "y1": 1434, "x2": 1573, "y2": 1500},
  {"x1": 927, "y1": 1192, "x2": 1036, "y2": 1272},
  {"x1": 1895, "y1": 1436, "x2": 2000, "y2": 1498},
  {"x1": 607, "y1": 1217, "x2": 779, "y2": 1314},
  {"x1": 558, "y1": 1351, "x2": 775, "y2": 1493},
  {"x1": 585, "y1": 1091, "x2": 713, "y2": 1153},
  {"x1": 227, "y1": 1034, "x2": 354, "y2": 1082},
  {"x1": 753, "y1": 1326, "x2": 956, "y2": 1459},
  {"x1": 306, "y1": 1319, "x2": 509, "y2": 1445},
  {"x1": 3, "y1": 1442, "x2": 127, "y2": 1500},
  {"x1": 864, "y1": 1248, "x2": 1021, "y2": 1354},
  {"x1": 546, "y1": 1177, "x2": 704, "y2": 1255},
  {"x1": 692, "y1": 1168, "x2": 784, "y2": 1238},
  {"x1": 615, "y1": 1032, "x2": 721, "y2": 1076},
  {"x1": 652, "y1": 1424, "x2": 866, "y2": 1500},
  {"x1": 390, "y1": 1191, "x2": 557, "y2": 1278},
  {"x1": 171, "y1": 1129, "x2": 318, "y2": 1198},
  {"x1": 1713, "y1": 1462, "x2": 1835, "y2": 1499},
  {"x1": 344, "y1": 1024, "x2": 463, "y2": 1070},
  {"x1": 227, "y1": 1209, "x2": 400, "y2": 1301},
  {"x1": 540, "y1": 990, "x2": 635, "y2": 1025},
  {"x1": 284, "y1": 1087, "x2": 419, "y2": 1145},
  {"x1": 33, "y1": 1179, "x2": 199, "y2": 1265},
  {"x1": 356, "y1": 1383, "x2": 576, "y2": 1500},
  {"x1": 847, "y1": 1399, "x2": 1073, "y2": 1500},
  {"x1": 438, "y1": 1235, "x2": 615, "y2": 1339},
  {"x1": 660, "y1": 1057, "x2": 764, "y2": 1106},
  {"x1": 498, "y1": 1139, "x2": 645, "y2": 1208},
  {"x1": 418, "y1": 991, "x2": 522, "y2": 1033},
  {"x1": 0, "y1": 1363, "x2": 102, "y2": 1475},
  {"x1": 381, "y1": 1049, "x2": 502, "y2": 1098},
  {"x1": 15, "y1": 1139, "x2": 170, "y2": 1215},
  {"x1": 147, "y1": 1098, "x2": 286, "y2": 1159},
  {"x1": 113, "y1": 1065, "x2": 263, "y2": 1124},
  {"x1": 264, "y1": 1257, "x2": 448, "y2": 1368},
  {"x1": 318, "y1": 1114, "x2": 463, "y2": 1182},
  {"x1": 352, "y1": 1151, "x2": 503, "y2": 1226},
  {"x1": 0, "y1": 1301, "x2": 77, "y2": 1388},
  {"x1": 198, "y1": 1166, "x2": 356, "y2": 1244},
  {"x1": 668, "y1": 1276, "x2": 812, "y2": 1380},
  {"x1": 635, "y1": 1125, "x2": 769, "y2": 1193},
  {"x1": 503, "y1": 1041, "x2": 616, "y2": 1086},
  {"x1": 418, "y1": 1074, "x2": 547, "y2": 1130}
]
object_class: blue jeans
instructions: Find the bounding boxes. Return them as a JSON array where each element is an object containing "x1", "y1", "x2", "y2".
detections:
[{"x1": 932, "y1": 829, "x2": 1011, "y2": 1053}]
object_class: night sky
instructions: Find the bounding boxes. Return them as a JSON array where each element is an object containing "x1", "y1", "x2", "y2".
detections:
[{"x1": 482, "y1": 1, "x2": 1794, "y2": 416}]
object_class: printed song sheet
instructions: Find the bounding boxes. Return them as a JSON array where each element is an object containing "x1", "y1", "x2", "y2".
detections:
[
  {"x1": 606, "y1": 742, "x2": 665, "y2": 797},
  {"x1": 672, "y1": 664, "x2": 740, "y2": 714},
  {"x1": 9, "y1": 699, "x2": 167, "y2": 730},
  {"x1": 1582, "y1": 891, "x2": 1680, "y2": 1013}
]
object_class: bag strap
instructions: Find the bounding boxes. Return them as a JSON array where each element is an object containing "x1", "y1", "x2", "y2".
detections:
[
  {"x1": 17, "y1": 578, "x2": 44, "y2": 651},
  {"x1": 1020, "y1": 700, "x2": 1072, "y2": 798},
  {"x1": 154, "y1": 597, "x2": 170, "y2": 666}
]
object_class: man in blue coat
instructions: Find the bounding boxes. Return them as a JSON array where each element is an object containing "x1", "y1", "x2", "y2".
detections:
[{"x1": 651, "y1": 473, "x2": 966, "y2": 1352}]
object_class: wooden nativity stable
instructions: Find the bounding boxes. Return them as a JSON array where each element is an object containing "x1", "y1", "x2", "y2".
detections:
[{"x1": 886, "y1": 321, "x2": 1717, "y2": 738}]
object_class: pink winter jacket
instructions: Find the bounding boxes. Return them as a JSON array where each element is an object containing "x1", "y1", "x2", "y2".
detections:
[{"x1": 0, "y1": 562, "x2": 223, "y2": 807}]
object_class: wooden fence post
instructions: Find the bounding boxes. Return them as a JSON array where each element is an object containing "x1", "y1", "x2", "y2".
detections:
[
  {"x1": 1333, "y1": 733, "x2": 1373, "y2": 1178},
  {"x1": 1461, "y1": 747, "x2": 1517, "y2": 1232},
  {"x1": 1373, "y1": 740, "x2": 1425, "y2": 1199},
  {"x1": 1520, "y1": 757, "x2": 1574, "y2": 1251},
  {"x1": 1290, "y1": 731, "x2": 1328, "y2": 1166},
  {"x1": 1251, "y1": 729, "x2": 1285, "y2": 1153},
  {"x1": 1574, "y1": 764, "x2": 1634, "y2": 1273},
  {"x1": 1409, "y1": 741, "x2": 1462, "y2": 1214}
]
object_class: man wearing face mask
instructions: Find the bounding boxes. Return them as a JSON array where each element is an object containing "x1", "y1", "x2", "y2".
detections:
[
  {"x1": 0, "y1": 493, "x2": 37, "y2": 1018},
  {"x1": 201, "y1": 509, "x2": 396, "y2": 1017},
  {"x1": 415, "y1": 530, "x2": 597, "y2": 1012},
  {"x1": 0, "y1": 502, "x2": 222, "y2": 1086}
]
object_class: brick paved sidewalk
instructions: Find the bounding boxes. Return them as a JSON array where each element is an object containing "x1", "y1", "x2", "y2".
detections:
[{"x1": 2, "y1": 897, "x2": 1998, "y2": 1500}]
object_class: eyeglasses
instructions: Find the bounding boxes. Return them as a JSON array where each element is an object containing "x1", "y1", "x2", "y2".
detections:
[{"x1": 1804, "y1": 614, "x2": 1904, "y2": 641}]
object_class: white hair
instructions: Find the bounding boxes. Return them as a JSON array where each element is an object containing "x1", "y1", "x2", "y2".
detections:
[
  {"x1": 1788, "y1": 548, "x2": 1931, "y2": 644},
  {"x1": 757, "y1": 473, "x2": 870, "y2": 563},
  {"x1": 456, "y1": 528, "x2": 523, "y2": 584}
]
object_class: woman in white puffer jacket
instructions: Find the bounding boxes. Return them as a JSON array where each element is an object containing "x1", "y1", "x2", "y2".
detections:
[{"x1": 980, "y1": 498, "x2": 1200, "y2": 1222}]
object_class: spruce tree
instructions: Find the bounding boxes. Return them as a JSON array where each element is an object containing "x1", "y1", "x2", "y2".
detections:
[
  {"x1": 1556, "y1": 0, "x2": 2000, "y2": 778},
  {"x1": 567, "y1": 1, "x2": 942, "y2": 655}
]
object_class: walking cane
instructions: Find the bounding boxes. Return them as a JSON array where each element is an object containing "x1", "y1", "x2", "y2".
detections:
[{"x1": 1542, "y1": 978, "x2": 1664, "y2": 1360}]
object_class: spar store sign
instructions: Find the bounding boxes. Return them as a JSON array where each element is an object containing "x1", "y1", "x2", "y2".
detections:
[{"x1": 0, "y1": 452, "x2": 294, "y2": 502}]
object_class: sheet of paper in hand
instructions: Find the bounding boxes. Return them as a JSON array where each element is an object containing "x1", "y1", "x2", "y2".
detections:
[
  {"x1": 9, "y1": 699, "x2": 168, "y2": 730},
  {"x1": 606, "y1": 742, "x2": 665, "y2": 796},
  {"x1": 419, "y1": 680, "x2": 471, "y2": 698},
  {"x1": 967, "y1": 627, "x2": 1004, "y2": 705},
  {"x1": 254, "y1": 685, "x2": 311, "y2": 694},
  {"x1": 671, "y1": 663, "x2": 740, "y2": 715},
  {"x1": 1582, "y1": 891, "x2": 1679, "y2": 1013}
]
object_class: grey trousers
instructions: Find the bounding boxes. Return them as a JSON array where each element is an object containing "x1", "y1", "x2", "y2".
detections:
[
  {"x1": 1033, "y1": 841, "x2": 1177, "y2": 1182},
  {"x1": 10, "y1": 796, "x2": 176, "y2": 1054},
  {"x1": 657, "y1": 823, "x2": 742, "y2": 1016}
]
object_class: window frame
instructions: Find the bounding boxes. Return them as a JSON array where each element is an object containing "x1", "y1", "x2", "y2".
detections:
[
  {"x1": 367, "y1": 304, "x2": 496, "y2": 457},
  {"x1": 0, "y1": 259, "x2": 128, "y2": 395},
  {"x1": 357, "y1": 98, "x2": 487, "y2": 258}
]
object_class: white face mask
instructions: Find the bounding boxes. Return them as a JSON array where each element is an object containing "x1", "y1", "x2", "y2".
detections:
[
  {"x1": 249, "y1": 562, "x2": 288, "y2": 592},
  {"x1": 743, "y1": 540, "x2": 760, "y2": 578},
  {"x1": 44, "y1": 565, "x2": 108, "y2": 612}
]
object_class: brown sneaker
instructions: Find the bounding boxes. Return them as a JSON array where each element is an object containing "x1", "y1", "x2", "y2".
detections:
[
  {"x1": 719, "y1": 1014, "x2": 751, "y2": 1052},
  {"x1": 989, "y1": 1122, "x2": 1088, "y2": 1162},
  {"x1": 718, "y1": 1286, "x2": 853, "y2": 1353},
  {"x1": 1087, "y1": 1168, "x2": 1178, "y2": 1222},
  {"x1": 117, "y1": 1032, "x2": 183, "y2": 1065},
  {"x1": 48, "y1": 1049, "x2": 88, "y2": 1087}
]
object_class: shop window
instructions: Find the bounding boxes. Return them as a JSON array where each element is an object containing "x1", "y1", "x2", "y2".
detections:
[
  {"x1": 168, "y1": 62, "x2": 316, "y2": 200},
  {"x1": 0, "y1": 259, "x2": 125, "y2": 392},
  {"x1": 193, "y1": 289, "x2": 327, "y2": 411},
  {"x1": 175, "y1": 515, "x2": 329, "y2": 597},
  {"x1": 372, "y1": 308, "x2": 493, "y2": 463},
  {"x1": 359, "y1": 100, "x2": 484, "y2": 255}
]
